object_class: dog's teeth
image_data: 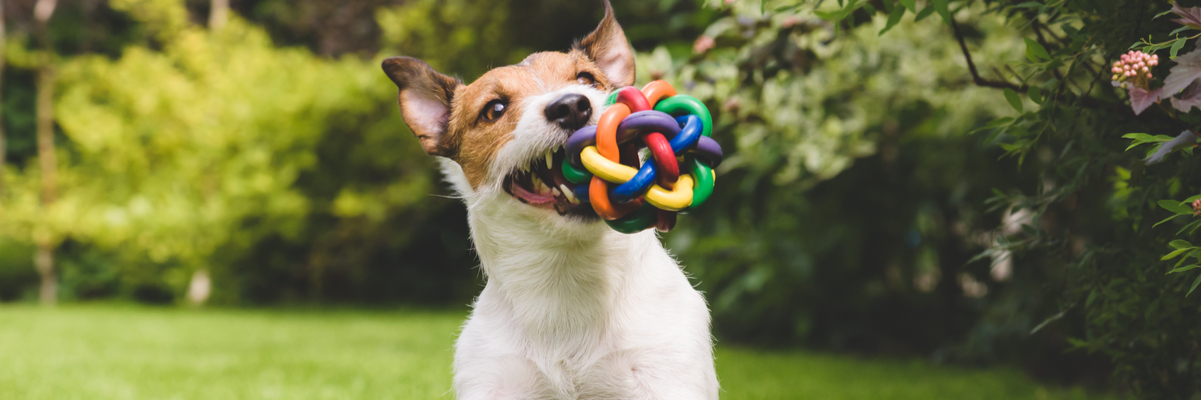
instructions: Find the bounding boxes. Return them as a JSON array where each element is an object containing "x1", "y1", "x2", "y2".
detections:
[
  {"x1": 532, "y1": 175, "x2": 543, "y2": 192},
  {"x1": 560, "y1": 185, "x2": 577, "y2": 203},
  {"x1": 545, "y1": 149, "x2": 554, "y2": 169},
  {"x1": 552, "y1": 187, "x2": 561, "y2": 197}
]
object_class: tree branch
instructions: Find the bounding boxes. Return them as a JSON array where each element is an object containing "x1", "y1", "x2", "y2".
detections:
[{"x1": 949, "y1": 16, "x2": 1026, "y2": 91}]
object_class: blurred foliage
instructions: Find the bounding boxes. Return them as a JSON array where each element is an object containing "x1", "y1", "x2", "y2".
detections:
[{"x1": 0, "y1": 0, "x2": 1196, "y2": 397}]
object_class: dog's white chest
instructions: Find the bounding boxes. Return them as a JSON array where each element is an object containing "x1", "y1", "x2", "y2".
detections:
[{"x1": 450, "y1": 223, "x2": 718, "y2": 400}]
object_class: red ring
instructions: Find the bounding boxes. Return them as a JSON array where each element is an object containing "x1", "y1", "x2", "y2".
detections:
[
  {"x1": 615, "y1": 86, "x2": 651, "y2": 112},
  {"x1": 654, "y1": 209, "x2": 677, "y2": 232},
  {"x1": 643, "y1": 132, "x2": 678, "y2": 189}
]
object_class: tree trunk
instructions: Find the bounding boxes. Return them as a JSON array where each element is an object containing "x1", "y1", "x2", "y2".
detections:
[
  {"x1": 33, "y1": 0, "x2": 57, "y2": 306},
  {"x1": 35, "y1": 242, "x2": 55, "y2": 304},
  {"x1": 186, "y1": 269, "x2": 212, "y2": 306},
  {"x1": 209, "y1": 0, "x2": 229, "y2": 30},
  {"x1": 0, "y1": 0, "x2": 7, "y2": 201}
]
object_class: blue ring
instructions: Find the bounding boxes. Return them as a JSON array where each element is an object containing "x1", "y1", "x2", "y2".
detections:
[
  {"x1": 573, "y1": 184, "x2": 590, "y2": 202},
  {"x1": 671, "y1": 115, "x2": 703, "y2": 152},
  {"x1": 611, "y1": 161, "x2": 658, "y2": 203}
]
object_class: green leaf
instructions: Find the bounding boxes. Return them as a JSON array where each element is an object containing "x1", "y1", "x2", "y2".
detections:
[
  {"x1": 1154, "y1": 9, "x2": 1176, "y2": 19},
  {"x1": 899, "y1": 0, "x2": 916, "y2": 13},
  {"x1": 1189, "y1": 274, "x2": 1201, "y2": 297},
  {"x1": 1185, "y1": 194, "x2": 1201, "y2": 203},
  {"x1": 1014, "y1": 1, "x2": 1042, "y2": 8},
  {"x1": 932, "y1": 0, "x2": 950, "y2": 25},
  {"x1": 914, "y1": 4, "x2": 936, "y2": 22},
  {"x1": 1027, "y1": 86, "x2": 1044, "y2": 105},
  {"x1": 1163, "y1": 248, "x2": 1192, "y2": 260},
  {"x1": 879, "y1": 5, "x2": 905, "y2": 35},
  {"x1": 1154, "y1": 214, "x2": 1181, "y2": 228},
  {"x1": 970, "y1": 116, "x2": 1014, "y2": 134},
  {"x1": 1171, "y1": 37, "x2": 1188, "y2": 59},
  {"x1": 1160, "y1": 200, "x2": 1194, "y2": 215},
  {"x1": 1170, "y1": 25, "x2": 1195, "y2": 37},
  {"x1": 1003, "y1": 88, "x2": 1023, "y2": 112},
  {"x1": 1168, "y1": 264, "x2": 1201, "y2": 274},
  {"x1": 1171, "y1": 239, "x2": 1194, "y2": 249},
  {"x1": 1024, "y1": 38, "x2": 1051, "y2": 61}
]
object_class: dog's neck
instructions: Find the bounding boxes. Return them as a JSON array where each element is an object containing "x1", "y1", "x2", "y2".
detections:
[{"x1": 467, "y1": 196, "x2": 661, "y2": 338}]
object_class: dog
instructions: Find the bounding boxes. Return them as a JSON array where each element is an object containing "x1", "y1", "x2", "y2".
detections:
[{"x1": 382, "y1": 2, "x2": 719, "y2": 398}]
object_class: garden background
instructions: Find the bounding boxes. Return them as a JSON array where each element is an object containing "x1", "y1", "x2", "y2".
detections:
[{"x1": 0, "y1": 0, "x2": 1197, "y2": 398}]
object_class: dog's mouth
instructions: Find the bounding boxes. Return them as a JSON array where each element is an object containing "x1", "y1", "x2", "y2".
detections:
[{"x1": 503, "y1": 146, "x2": 597, "y2": 218}]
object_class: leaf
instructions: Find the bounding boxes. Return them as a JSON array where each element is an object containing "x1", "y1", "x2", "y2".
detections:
[
  {"x1": 1171, "y1": 239, "x2": 1194, "y2": 249},
  {"x1": 1172, "y1": 4, "x2": 1201, "y2": 29},
  {"x1": 1168, "y1": 264, "x2": 1201, "y2": 274},
  {"x1": 1154, "y1": 214, "x2": 1181, "y2": 228},
  {"x1": 932, "y1": 0, "x2": 950, "y2": 25},
  {"x1": 1030, "y1": 309, "x2": 1068, "y2": 334},
  {"x1": 1024, "y1": 38, "x2": 1051, "y2": 61},
  {"x1": 914, "y1": 4, "x2": 936, "y2": 22},
  {"x1": 899, "y1": 0, "x2": 916, "y2": 13},
  {"x1": 1170, "y1": 25, "x2": 1195, "y2": 37},
  {"x1": 970, "y1": 116, "x2": 1014, "y2": 134},
  {"x1": 879, "y1": 5, "x2": 905, "y2": 35},
  {"x1": 1185, "y1": 194, "x2": 1201, "y2": 203},
  {"x1": 1162, "y1": 48, "x2": 1201, "y2": 96},
  {"x1": 1163, "y1": 248, "x2": 1192, "y2": 260},
  {"x1": 1028, "y1": 86, "x2": 1044, "y2": 105},
  {"x1": 1189, "y1": 274, "x2": 1201, "y2": 297},
  {"x1": 1128, "y1": 86, "x2": 1164, "y2": 116},
  {"x1": 1171, "y1": 37, "x2": 1188, "y2": 59},
  {"x1": 1014, "y1": 1, "x2": 1042, "y2": 8},
  {"x1": 1146, "y1": 130, "x2": 1198, "y2": 165},
  {"x1": 1157, "y1": 199, "x2": 1196, "y2": 215},
  {"x1": 1003, "y1": 88, "x2": 1023, "y2": 112},
  {"x1": 1172, "y1": 80, "x2": 1201, "y2": 112}
]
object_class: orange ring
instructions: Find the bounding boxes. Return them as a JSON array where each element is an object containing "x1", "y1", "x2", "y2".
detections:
[
  {"x1": 597, "y1": 103, "x2": 629, "y2": 162},
  {"x1": 641, "y1": 80, "x2": 678, "y2": 108},
  {"x1": 590, "y1": 176, "x2": 641, "y2": 220}
]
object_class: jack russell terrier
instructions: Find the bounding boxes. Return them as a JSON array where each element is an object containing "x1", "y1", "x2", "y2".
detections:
[{"x1": 382, "y1": 2, "x2": 719, "y2": 398}]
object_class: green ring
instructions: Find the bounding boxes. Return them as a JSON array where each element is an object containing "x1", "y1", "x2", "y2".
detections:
[
  {"x1": 653, "y1": 95, "x2": 712, "y2": 137},
  {"x1": 605, "y1": 202, "x2": 657, "y2": 234},
  {"x1": 562, "y1": 157, "x2": 592, "y2": 184},
  {"x1": 604, "y1": 91, "x2": 619, "y2": 107},
  {"x1": 680, "y1": 159, "x2": 714, "y2": 214}
]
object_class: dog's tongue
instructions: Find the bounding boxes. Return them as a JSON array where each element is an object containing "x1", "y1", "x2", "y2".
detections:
[{"x1": 512, "y1": 182, "x2": 555, "y2": 204}]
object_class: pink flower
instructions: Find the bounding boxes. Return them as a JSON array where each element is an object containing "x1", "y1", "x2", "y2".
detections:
[{"x1": 693, "y1": 36, "x2": 716, "y2": 54}]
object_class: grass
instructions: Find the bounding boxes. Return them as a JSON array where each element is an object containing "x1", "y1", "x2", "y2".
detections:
[{"x1": 0, "y1": 305, "x2": 1114, "y2": 400}]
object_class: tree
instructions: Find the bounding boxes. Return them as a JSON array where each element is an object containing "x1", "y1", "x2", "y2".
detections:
[{"x1": 33, "y1": 0, "x2": 58, "y2": 306}]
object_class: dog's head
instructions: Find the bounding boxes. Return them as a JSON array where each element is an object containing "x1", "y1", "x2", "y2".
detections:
[{"x1": 382, "y1": 2, "x2": 633, "y2": 227}]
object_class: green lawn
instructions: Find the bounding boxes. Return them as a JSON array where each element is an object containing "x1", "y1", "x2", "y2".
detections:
[{"x1": 0, "y1": 305, "x2": 1114, "y2": 400}]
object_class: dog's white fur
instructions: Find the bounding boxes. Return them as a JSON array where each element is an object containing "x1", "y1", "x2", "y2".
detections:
[{"x1": 441, "y1": 86, "x2": 720, "y2": 399}]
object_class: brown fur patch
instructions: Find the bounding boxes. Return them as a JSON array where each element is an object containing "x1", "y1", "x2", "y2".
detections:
[{"x1": 446, "y1": 52, "x2": 615, "y2": 189}]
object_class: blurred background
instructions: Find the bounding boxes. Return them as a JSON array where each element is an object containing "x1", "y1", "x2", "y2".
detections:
[{"x1": 0, "y1": 0, "x2": 1197, "y2": 398}]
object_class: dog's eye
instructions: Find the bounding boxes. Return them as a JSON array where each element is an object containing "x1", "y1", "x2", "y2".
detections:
[
  {"x1": 481, "y1": 100, "x2": 507, "y2": 121},
  {"x1": 576, "y1": 72, "x2": 596, "y2": 87}
]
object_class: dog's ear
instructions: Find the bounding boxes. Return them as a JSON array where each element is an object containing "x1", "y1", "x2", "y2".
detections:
[
  {"x1": 382, "y1": 57, "x2": 463, "y2": 157},
  {"x1": 577, "y1": 0, "x2": 635, "y2": 87}
]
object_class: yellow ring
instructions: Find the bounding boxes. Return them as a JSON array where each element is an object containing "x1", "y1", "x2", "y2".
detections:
[
  {"x1": 581, "y1": 146, "x2": 637, "y2": 183},
  {"x1": 646, "y1": 174, "x2": 694, "y2": 211},
  {"x1": 581, "y1": 146, "x2": 695, "y2": 211}
]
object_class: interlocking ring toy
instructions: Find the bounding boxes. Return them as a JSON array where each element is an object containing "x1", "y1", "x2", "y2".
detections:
[{"x1": 562, "y1": 80, "x2": 722, "y2": 234}]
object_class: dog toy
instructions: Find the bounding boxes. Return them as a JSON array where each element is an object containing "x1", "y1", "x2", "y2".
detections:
[{"x1": 562, "y1": 80, "x2": 722, "y2": 234}]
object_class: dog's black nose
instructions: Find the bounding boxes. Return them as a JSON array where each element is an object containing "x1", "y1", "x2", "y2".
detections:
[{"x1": 544, "y1": 94, "x2": 592, "y2": 131}]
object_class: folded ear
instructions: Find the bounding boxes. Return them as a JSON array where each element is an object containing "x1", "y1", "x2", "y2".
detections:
[
  {"x1": 381, "y1": 57, "x2": 463, "y2": 157},
  {"x1": 576, "y1": 0, "x2": 635, "y2": 87}
]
